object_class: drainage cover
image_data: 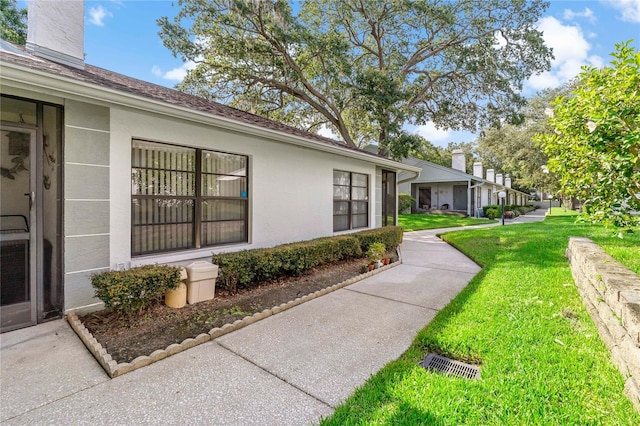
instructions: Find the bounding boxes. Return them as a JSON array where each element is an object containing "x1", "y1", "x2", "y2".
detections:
[{"x1": 420, "y1": 353, "x2": 480, "y2": 379}]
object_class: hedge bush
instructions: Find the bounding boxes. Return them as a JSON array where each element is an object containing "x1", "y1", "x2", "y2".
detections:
[
  {"x1": 91, "y1": 265, "x2": 181, "y2": 314},
  {"x1": 212, "y1": 226, "x2": 404, "y2": 292},
  {"x1": 485, "y1": 208, "x2": 499, "y2": 220},
  {"x1": 212, "y1": 235, "x2": 362, "y2": 291},
  {"x1": 352, "y1": 226, "x2": 403, "y2": 254}
]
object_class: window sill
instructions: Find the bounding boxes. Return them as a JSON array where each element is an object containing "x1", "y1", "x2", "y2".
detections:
[{"x1": 131, "y1": 242, "x2": 251, "y2": 267}]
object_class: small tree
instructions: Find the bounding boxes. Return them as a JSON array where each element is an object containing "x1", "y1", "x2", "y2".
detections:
[
  {"x1": 535, "y1": 42, "x2": 640, "y2": 231},
  {"x1": 0, "y1": 0, "x2": 27, "y2": 45}
]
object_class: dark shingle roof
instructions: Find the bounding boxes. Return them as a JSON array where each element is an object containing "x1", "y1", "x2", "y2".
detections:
[{"x1": 1, "y1": 42, "x2": 378, "y2": 156}]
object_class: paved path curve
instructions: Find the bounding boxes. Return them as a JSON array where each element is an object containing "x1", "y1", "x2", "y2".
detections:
[{"x1": 0, "y1": 209, "x2": 546, "y2": 425}]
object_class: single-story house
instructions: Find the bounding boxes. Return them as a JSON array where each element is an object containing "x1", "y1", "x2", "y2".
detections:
[
  {"x1": 398, "y1": 150, "x2": 530, "y2": 216},
  {"x1": 0, "y1": 0, "x2": 421, "y2": 332}
]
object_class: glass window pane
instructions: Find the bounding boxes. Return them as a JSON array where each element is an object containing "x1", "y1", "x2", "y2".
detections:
[
  {"x1": 352, "y1": 173, "x2": 367, "y2": 187},
  {"x1": 202, "y1": 200, "x2": 246, "y2": 221},
  {"x1": 333, "y1": 201, "x2": 349, "y2": 215},
  {"x1": 0, "y1": 96, "x2": 37, "y2": 124},
  {"x1": 333, "y1": 185, "x2": 350, "y2": 200},
  {"x1": 333, "y1": 215, "x2": 349, "y2": 232},
  {"x1": 202, "y1": 151, "x2": 247, "y2": 175},
  {"x1": 202, "y1": 174, "x2": 247, "y2": 197},
  {"x1": 132, "y1": 223, "x2": 193, "y2": 255},
  {"x1": 352, "y1": 201, "x2": 367, "y2": 214},
  {"x1": 202, "y1": 221, "x2": 246, "y2": 246},
  {"x1": 132, "y1": 140, "x2": 195, "y2": 171},
  {"x1": 132, "y1": 198, "x2": 194, "y2": 225},
  {"x1": 352, "y1": 214, "x2": 368, "y2": 228},
  {"x1": 333, "y1": 170, "x2": 350, "y2": 185},
  {"x1": 132, "y1": 168, "x2": 195, "y2": 196},
  {"x1": 352, "y1": 187, "x2": 368, "y2": 200}
]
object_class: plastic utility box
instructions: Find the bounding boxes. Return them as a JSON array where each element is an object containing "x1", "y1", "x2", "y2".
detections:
[{"x1": 186, "y1": 261, "x2": 219, "y2": 304}]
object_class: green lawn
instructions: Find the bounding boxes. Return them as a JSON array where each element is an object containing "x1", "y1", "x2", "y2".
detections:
[
  {"x1": 548, "y1": 206, "x2": 580, "y2": 216},
  {"x1": 398, "y1": 213, "x2": 495, "y2": 232},
  {"x1": 321, "y1": 216, "x2": 640, "y2": 425}
]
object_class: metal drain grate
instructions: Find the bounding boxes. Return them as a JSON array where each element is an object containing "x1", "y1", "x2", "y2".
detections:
[{"x1": 420, "y1": 353, "x2": 480, "y2": 379}]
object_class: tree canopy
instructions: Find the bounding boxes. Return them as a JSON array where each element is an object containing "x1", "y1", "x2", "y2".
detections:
[
  {"x1": 535, "y1": 42, "x2": 640, "y2": 230},
  {"x1": 159, "y1": 0, "x2": 552, "y2": 158},
  {"x1": 475, "y1": 85, "x2": 574, "y2": 193},
  {"x1": 0, "y1": 0, "x2": 27, "y2": 45}
]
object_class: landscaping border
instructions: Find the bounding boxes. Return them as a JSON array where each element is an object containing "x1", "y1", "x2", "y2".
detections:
[
  {"x1": 566, "y1": 237, "x2": 640, "y2": 412},
  {"x1": 68, "y1": 257, "x2": 402, "y2": 378}
]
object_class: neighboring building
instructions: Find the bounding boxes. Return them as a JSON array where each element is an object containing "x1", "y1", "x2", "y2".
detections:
[
  {"x1": 398, "y1": 150, "x2": 529, "y2": 216},
  {"x1": 0, "y1": 0, "x2": 420, "y2": 332}
]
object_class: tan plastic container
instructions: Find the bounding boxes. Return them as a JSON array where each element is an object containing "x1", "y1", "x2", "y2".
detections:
[
  {"x1": 165, "y1": 267, "x2": 188, "y2": 308},
  {"x1": 186, "y1": 261, "x2": 219, "y2": 304}
]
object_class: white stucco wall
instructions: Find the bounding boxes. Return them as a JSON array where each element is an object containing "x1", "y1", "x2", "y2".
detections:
[{"x1": 109, "y1": 108, "x2": 380, "y2": 269}]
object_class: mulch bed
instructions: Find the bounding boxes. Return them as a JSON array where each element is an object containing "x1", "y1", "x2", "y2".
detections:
[{"x1": 80, "y1": 257, "x2": 369, "y2": 364}]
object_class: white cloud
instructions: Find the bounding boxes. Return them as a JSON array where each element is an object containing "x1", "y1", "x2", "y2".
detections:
[
  {"x1": 562, "y1": 8, "x2": 597, "y2": 23},
  {"x1": 151, "y1": 66, "x2": 162, "y2": 78},
  {"x1": 412, "y1": 123, "x2": 476, "y2": 147},
  {"x1": 601, "y1": 0, "x2": 640, "y2": 23},
  {"x1": 526, "y1": 17, "x2": 603, "y2": 91},
  {"x1": 416, "y1": 122, "x2": 452, "y2": 143},
  {"x1": 88, "y1": 5, "x2": 112, "y2": 27},
  {"x1": 151, "y1": 61, "x2": 196, "y2": 81}
]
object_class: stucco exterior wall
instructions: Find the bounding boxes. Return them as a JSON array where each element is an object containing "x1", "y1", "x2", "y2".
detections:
[
  {"x1": 64, "y1": 100, "x2": 111, "y2": 311},
  {"x1": 109, "y1": 107, "x2": 380, "y2": 268},
  {"x1": 2, "y1": 86, "x2": 391, "y2": 313}
]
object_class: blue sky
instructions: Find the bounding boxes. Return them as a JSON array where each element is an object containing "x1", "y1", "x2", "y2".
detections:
[{"x1": 20, "y1": 0, "x2": 640, "y2": 146}]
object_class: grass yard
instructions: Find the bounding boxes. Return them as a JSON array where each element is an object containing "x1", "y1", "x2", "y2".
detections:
[
  {"x1": 548, "y1": 207, "x2": 581, "y2": 216},
  {"x1": 398, "y1": 213, "x2": 495, "y2": 232},
  {"x1": 321, "y1": 215, "x2": 640, "y2": 425}
]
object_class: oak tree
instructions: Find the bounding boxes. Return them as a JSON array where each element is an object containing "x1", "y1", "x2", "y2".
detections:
[{"x1": 159, "y1": 0, "x2": 552, "y2": 158}]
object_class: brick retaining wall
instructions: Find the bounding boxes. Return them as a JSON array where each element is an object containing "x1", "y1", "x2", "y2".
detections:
[{"x1": 566, "y1": 237, "x2": 640, "y2": 411}]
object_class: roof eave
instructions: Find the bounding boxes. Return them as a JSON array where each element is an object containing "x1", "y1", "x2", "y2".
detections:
[{"x1": 1, "y1": 61, "x2": 421, "y2": 174}]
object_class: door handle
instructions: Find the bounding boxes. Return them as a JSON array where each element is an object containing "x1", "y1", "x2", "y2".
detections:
[{"x1": 24, "y1": 192, "x2": 34, "y2": 210}]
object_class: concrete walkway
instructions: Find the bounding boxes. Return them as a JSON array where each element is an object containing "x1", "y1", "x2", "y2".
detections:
[{"x1": 0, "y1": 210, "x2": 546, "y2": 425}]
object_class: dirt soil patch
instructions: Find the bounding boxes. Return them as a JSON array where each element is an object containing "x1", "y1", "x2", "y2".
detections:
[{"x1": 81, "y1": 257, "x2": 369, "y2": 364}]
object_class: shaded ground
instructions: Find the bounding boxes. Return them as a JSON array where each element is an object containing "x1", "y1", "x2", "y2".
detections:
[{"x1": 81, "y1": 257, "x2": 371, "y2": 363}]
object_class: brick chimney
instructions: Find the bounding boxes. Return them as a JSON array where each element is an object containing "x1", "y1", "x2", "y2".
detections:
[
  {"x1": 505, "y1": 176, "x2": 512, "y2": 188},
  {"x1": 27, "y1": 0, "x2": 85, "y2": 69},
  {"x1": 451, "y1": 149, "x2": 465, "y2": 172},
  {"x1": 496, "y1": 173, "x2": 503, "y2": 186}
]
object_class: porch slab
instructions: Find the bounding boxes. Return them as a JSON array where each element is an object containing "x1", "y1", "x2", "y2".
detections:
[
  {"x1": 3, "y1": 340, "x2": 332, "y2": 425},
  {"x1": 0, "y1": 319, "x2": 109, "y2": 423}
]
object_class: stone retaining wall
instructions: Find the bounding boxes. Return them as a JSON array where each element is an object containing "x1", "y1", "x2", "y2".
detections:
[{"x1": 566, "y1": 237, "x2": 640, "y2": 411}]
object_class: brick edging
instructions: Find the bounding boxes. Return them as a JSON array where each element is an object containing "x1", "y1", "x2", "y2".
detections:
[{"x1": 68, "y1": 258, "x2": 401, "y2": 378}]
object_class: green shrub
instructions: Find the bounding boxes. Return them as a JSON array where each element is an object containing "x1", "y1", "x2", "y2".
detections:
[
  {"x1": 212, "y1": 235, "x2": 362, "y2": 292},
  {"x1": 486, "y1": 208, "x2": 499, "y2": 220},
  {"x1": 91, "y1": 265, "x2": 181, "y2": 314},
  {"x1": 352, "y1": 226, "x2": 403, "y2": 253},
  {"x1": 367, "y1": 242, "x2": 386, "y2": 263},
  {"x1": 398, "y1": 193, "x2": 415, "y2": 213},
  {"x1": 483, "y1": 204, "x2": 503, "y2": 217}
]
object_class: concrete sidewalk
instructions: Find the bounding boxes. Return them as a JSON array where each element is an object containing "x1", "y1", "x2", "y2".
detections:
[{"x1": 1, "y1": 212, "x2": 544, "y2": 425}]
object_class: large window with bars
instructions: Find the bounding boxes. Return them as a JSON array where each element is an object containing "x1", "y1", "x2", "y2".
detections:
[
  {"x1": 333, "y1": 170, "x2": 368, "y2": 232},
  {"x1": 131, "y1": 140, "x2": 248, "y2": 256}
]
